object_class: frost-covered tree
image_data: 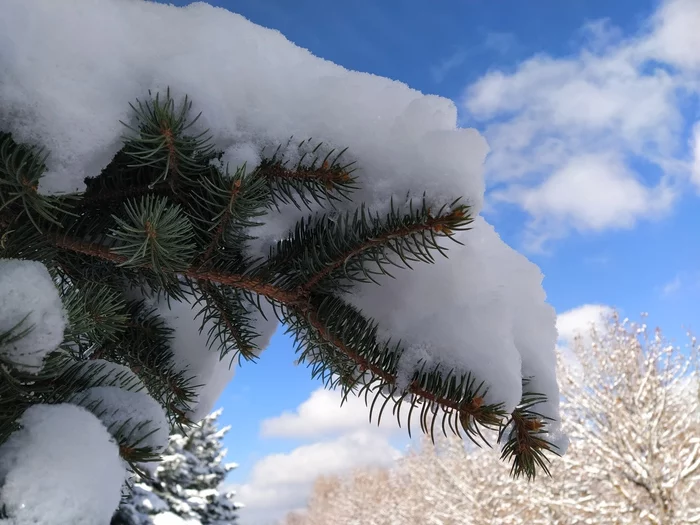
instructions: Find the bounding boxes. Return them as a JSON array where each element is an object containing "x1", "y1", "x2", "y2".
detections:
[
  {"x1": 113, "y1": 409, "x2": 241, "y2": 524},
  {"x1": 1, "y1": 0, "x2": 567, "y2": 521},
  {"x1": 290, "y1": 314, "x2": 700, "y2": 524}
]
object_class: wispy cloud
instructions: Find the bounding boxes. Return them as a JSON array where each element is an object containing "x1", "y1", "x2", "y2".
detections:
[
  {"x1": 658, "y1": 271, "x2": 700, "y2": 297},
  {"x1": 430, "y1": 48, "x2": 469, "y2": 84},
  {"x1": 661, "y1": 274, "x2": 682, "y2": 296},
  {"x1": 483, "y1": 31, "x2": 516, "y2": 55},
  {"x1": 463, "y1": 0, "x2": 700, "y2": 249},
  {"x1": 430, "y1": 32, "x2": 517, "y2": 84}
]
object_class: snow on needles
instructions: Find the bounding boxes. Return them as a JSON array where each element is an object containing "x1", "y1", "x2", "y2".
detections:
[
  {"x1": 0, "y1": 259, "x2": 66, "y2": 373},
  {"x1": 0, "y1": 404, "x2": 125, "y2": 524},
  {"x1": 0, "y1": 0, "x2": 565, "y2": 444},
  {"x1": 71, "y1": 386, "x2": 170, "y2": 454}
]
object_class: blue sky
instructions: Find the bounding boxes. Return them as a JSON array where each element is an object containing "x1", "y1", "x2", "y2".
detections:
[{"x1": 159, "y1": 0, "x2": 700, "y2": 522}]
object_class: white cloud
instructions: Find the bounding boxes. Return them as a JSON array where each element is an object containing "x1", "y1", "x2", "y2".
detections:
[
  {"x1": 556, "y1": 304, "x2": 612, "y2": 344},
  {"x1": 237, "y1": 387, "x2": 411, "y2": 524},
  {"x1": 555, "y1": 304, "x2": 613, "y2": 384},
  {"x1": 262, "y1": 386, "x2": 423, "y2": 440},
  {"x1": 658, "y1": 271, "x2": 700, "y2": 297},
  {"x1": 261, "y1": 387, "x2": 391, "y2": 439},
  {"x1": 234, "y1": 430, "x2": 400, "y2": 525},
  {"x1": 643, "y1": 0, "x2": 700, "y2": 71},
  {"x1": 430, "y1": 32, "x2": 515, "y2": 85},
  {"x1": 463, "y1": 0, "x2": 700, "y2": 247},
  {"x1": 493, "y1": 153, "x2": 676, "y2": 247}
]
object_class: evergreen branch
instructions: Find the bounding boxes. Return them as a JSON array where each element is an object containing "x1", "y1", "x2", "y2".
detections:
[
  {"x1": 103, "y1": 301, "x2": 199, "y2": 423},
  {"x1": 61, "y1": 282, "x2": 128, "y2": 348},
  {"x1": 81, "y1": 176, "x2": 174, "y2": 209},
  {"x1": 189, "y1": 164, "x2": 270, "y2": 268},
  {"x1": 110, "y1": 195, "x2": 196, "y2": 272},
  {"x1": 72, "y1": 392, "x2": 163, "y2": 465},
  {"x1": 67, "y1": 359, "x2": 146, "y2": 393},
  {"x1": 268, "y1": 197, "x2": 473, "y2": 294},
  {"x1": 499, "y1": 390, "x2": 560, "y2": 480},
  {"x1": 0, "y1": 316, "x2": 33, "y2": 350},
  {"x1": 48, "y1": 232, "x2": 300, "y2": 303},
  {"x1": 192, "y1": 281, "x2": 261, "y2": 363},
  {"x1": 256, "y1": 139, "x2": 358, "y2": 209},
  {"x1": 43, "y1": 227, "x2": 558, "y2": 478},
  {"x1": 287, "y1": 296, "x2": 510, "y2": 449},
  {"x1": 0, "y1": 89, "x2": 561, "y2": 479},
  {"x1": 121, "y1": 88, "x2": 214, "y2": 185},
  {"x1": 0, "y1": 132, "x2": 76, "y2": 232}
]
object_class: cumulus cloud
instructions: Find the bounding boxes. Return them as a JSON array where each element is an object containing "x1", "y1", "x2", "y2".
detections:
[
  {"x1": 642, "y1": 0, "x2": 700, "y2": 71},
  {"x1": 464, "y1": 0, "x2": 700, "y2": 247},
  {"x1": 234, "y1": 429, "x2": 401, "y2": 524},
  {"x1": 555, "y1": 304, "x2": 614, "y2": 383},
  {"x1": 233, "y1": 387, "x2": 410, "y2": 524},
  {"x1": 556, "y1": 304, "x2": 613, "y2": 344},
  {"x1": 492, "y1": 153, "x2": 676, "y2": 247},
  {"x1": 261, "y1": 387, "x2": 404, "y2": 439}
]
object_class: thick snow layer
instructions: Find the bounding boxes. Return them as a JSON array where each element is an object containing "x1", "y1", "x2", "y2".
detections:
[
  {"x1": 0, "y1": 0, "x2": 486, "y2": 206},
  {"x1": 348, "y1": 217, "x2": 565, "y2": 450},
  {"x1": 0, "y1": 259, "x2": 66, "y2": 373},
  {"x1": 0, "y1": 0, "x2": 565, "y2": 445},
  {"x1": 70, "y1": 386, "x2": 169, "y2": 453},
  {"x1": 147, "y1": 293, "x2": 277, "y2": 421},
  {"x1": 0, "y1": 403, "x2": 125, "y2": 524}
]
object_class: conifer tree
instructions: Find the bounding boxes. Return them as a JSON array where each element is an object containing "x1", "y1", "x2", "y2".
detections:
[
  {"x1": 0, "y1": 88, "x2": 556, "y2": 511},
  {"x1": 113, "y1": 409, "x2": 241, "y2": 525}
]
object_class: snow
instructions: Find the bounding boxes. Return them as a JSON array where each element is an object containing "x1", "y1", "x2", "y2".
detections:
[
  {"x1": 0, "y1": 259, "x2": 67, "y2": 373},
  {"x1": 347, "y1": 217, "x2": 565, "y2": 448},
  {"x1": 0, "y1": 403, "x2": 125, "y2": 524},
  {"x1": 70, "y1": 386, "x2": 169, "y2": 453},
  {"x1": 152, "y1": 512, "x2": 197, "y2": 525},
  {"x1": 0, "y1": 0, "x2": 565, "y2": 446}
]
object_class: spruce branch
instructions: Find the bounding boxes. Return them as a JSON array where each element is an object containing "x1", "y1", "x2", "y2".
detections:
[
  {"x1": 107, "y1": 301, "x2": 199, "y2": 425},
  {"x1": 192, "y1": 281, "x2": 261, "y2": 364},
  {"x1": 121, "y1": 88, "x2": 214, "y2": 186},
  {"x1": 72, "y1": 391, "x2": 163, "y2": 467},
  {"x1": 257, "y1": 139, "x2": 358, "y2": 210},
  {"x1": 16, "y1": 172, "x2": 555, "y2": 481},
  {"x1": 60, "y1": 282, "x2": 129, "y2": 349},
  {"x1": 0, "y1": 89, "x2": 559, "y2": 480},
  {"x1": 0, "y1": 132, "x2": 75, "y2": 232},
  {"x1": 499, "y1": 390, "x2": 560, "y2": 480},
  {"x1": 265, "y1": 196, "x2": 473, "y2": 295},
  {"x1": 110, "y1": 195, "x2": 196, "y2": 272},
  {"x1": 189, "y1": 164, "x2": 270, "y2": 270}
]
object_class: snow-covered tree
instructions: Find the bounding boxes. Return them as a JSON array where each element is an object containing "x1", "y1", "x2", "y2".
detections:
[
  {"x1": 112, "y1": 409, "x2": 241, "y2": 524},
  {"x1": 1, "y1": 0, "x2": 566, "y2": 521},
  {"x1": 289, "y1": 313, "x2": 700, "y2": 524}
]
